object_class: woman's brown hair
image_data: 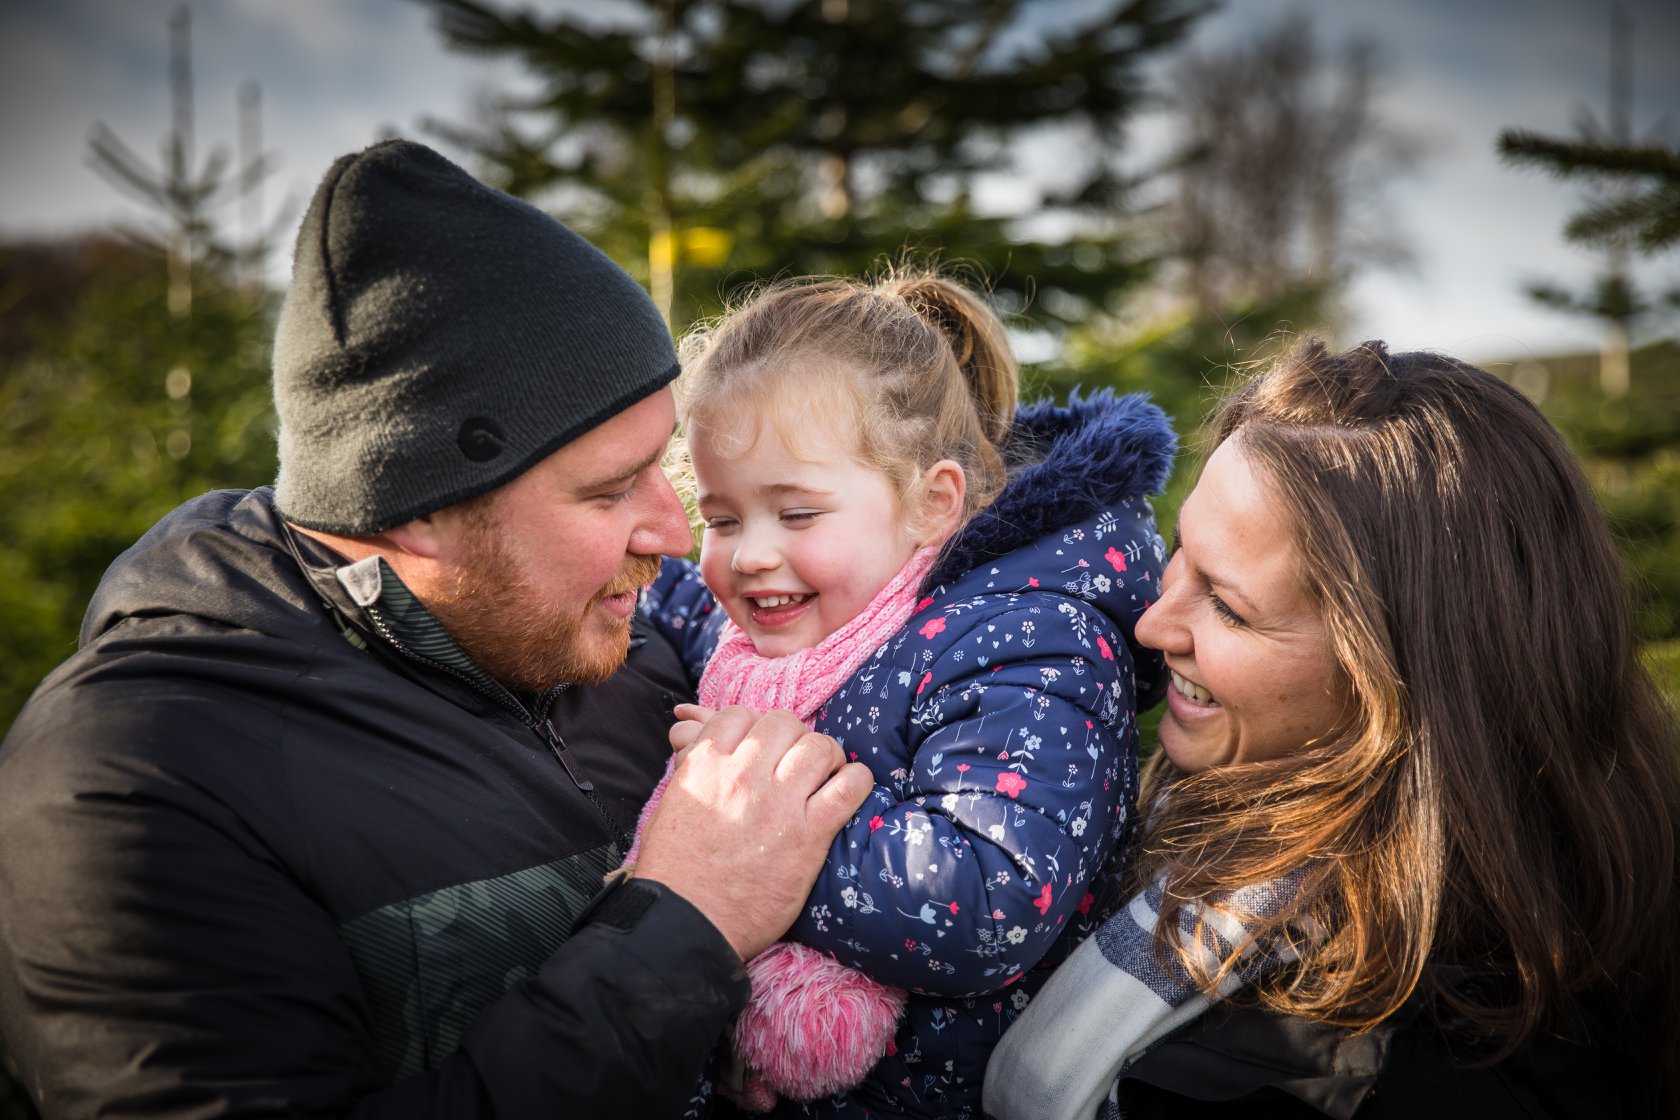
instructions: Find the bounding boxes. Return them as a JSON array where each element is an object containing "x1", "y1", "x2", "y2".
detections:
[
  {"x1": 1138, "y1": 338, "x2": 1680, "y2": 1103},
  {"x1": 675, "y1": 272, "x2": 1019, "y2": 528}
]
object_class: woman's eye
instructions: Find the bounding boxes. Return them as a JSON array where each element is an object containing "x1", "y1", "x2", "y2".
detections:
[{"x1": 1208, "y1": 593, "x2": 1247, "y2": 627}]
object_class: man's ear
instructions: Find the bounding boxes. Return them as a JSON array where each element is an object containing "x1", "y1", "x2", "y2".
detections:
[
  {"x1": 913, "y1": 460, "x2": 967, "y2": 548},
  {"x1": 381, "y1": 513, "x2": 448, "y2": 560}
]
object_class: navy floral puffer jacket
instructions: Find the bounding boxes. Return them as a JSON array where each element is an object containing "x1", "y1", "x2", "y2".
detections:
[{"x1": 644, "y1": 390, "x2": 1174, "y2": 1119}]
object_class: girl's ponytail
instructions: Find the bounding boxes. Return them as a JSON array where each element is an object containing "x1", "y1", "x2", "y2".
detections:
[{"x1": 883, "y1": 276, "x2": 1018, "y2": 449}]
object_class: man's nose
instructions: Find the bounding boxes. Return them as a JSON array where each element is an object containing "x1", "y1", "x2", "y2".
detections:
[{"x1": 631, "y1": 468, "x2": 698, "y2": 558}]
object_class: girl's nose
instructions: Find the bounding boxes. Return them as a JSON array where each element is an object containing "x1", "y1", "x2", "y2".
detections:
[{"x1": 730, "y1": 525, "x2": 780, "y2": 574}]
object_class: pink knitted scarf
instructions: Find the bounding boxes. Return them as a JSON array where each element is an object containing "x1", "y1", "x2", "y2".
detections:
[{"x1": 699, "y1": 546, "x2": 938, "y2": 724}]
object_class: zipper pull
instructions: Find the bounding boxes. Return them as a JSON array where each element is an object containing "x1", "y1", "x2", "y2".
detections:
[{"x1": 540, "y1": 719, "x2": 594, "y2": 792}]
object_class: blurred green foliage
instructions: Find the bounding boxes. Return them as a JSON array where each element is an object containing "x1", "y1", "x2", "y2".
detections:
[{"x1": 0, "y1": 237, "x2": 278, "y2": 730}]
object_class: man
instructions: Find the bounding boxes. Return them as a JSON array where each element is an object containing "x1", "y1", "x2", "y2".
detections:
[{"x1": 0, "y1": 140, "x2": 869, "y2": 1118}]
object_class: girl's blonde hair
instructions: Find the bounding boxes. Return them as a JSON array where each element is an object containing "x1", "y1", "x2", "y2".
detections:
[{"x1": 676, "y1": 273, "x2": 1019, "y2": 532}]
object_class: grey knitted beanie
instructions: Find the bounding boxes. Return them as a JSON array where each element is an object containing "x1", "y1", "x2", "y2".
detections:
[{"x1": 272, "y1": 139, "x2": 679, "y2": 534}]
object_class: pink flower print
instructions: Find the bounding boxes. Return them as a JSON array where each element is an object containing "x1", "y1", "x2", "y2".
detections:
[
  {"x1": 917, "y1": 671, "x2": 932, "y2": 695},
  {"x1": 949, "y1": 901, "x2": 961, "y2": 914},
  {"x1": 956, "y1": 763, "x2": 971, "y2": 773},
  {"x1": 1097, "y1": 634, "x2": 1114, "y2": 661},
  {"x1": 916, "y1": 596, "x2": 935, "y2": 613},
  {"x1": 1086, "y1": 720, "x2": 1094, "y2": 730},
  {"x1": 1033, "y1": 883, "x2": 1053, "y2": 915},
  {"x1": 1028, "y1": 577, "x2": 1039, "y2": 588},
  {"x1": 919, "y1": 616, "x2": 947, "y2": 639},
  {"x1": 1078, "y1": 891, "x2": 1095, "y2": 915},
  {"x1": 905, "y1": 939, "x2": 918, "y2": 951},
  {"x1": 993, "y1": 908, "x2": 1006, "y2": 919},
  {"x1": 996, "y1": 772, "x2": 1028, "y2": 798},
  {"x1": 1104, "y1": 545, "x2": 1128, "y2": 572},
  {"x1": 869, "y1": 815, "x2": 885, "y2": 832}
]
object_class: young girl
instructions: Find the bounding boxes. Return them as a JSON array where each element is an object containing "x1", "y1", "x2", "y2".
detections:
[{"x1": 639, "y1": 274, "x2": 1175, "y2": 1118}]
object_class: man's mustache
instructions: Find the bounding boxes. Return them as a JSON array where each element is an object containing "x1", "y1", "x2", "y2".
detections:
[{"x1": 599, "y1": 555, "x2": 663, "y2": 601}]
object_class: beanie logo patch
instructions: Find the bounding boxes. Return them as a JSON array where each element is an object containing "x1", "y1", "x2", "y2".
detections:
[{"x1": 457, "y1": 417, "x2": 508, "y2": 462}]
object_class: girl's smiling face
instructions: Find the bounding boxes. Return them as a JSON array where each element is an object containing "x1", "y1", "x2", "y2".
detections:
[
  {"x1": 694, "y1": 415, "x2": 923, "y2": 659},
  {"x1": 1133, "y1": 436, "x2": 1347, "y2": 771}
]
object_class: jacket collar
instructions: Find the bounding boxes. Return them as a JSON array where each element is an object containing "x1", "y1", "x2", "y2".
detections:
[{"x1": 928, "y1": 390, "x2": 1176, "y2": 589}]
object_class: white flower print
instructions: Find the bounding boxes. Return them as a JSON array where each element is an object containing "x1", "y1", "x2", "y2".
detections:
[
  {"x1": 842, "y1": 885, "x2": 859, "y2": 908},
  {"x1": 988, "y1": 824, "x2": 1006, "y2": 843},
  {"x1": 1071, "y1": 817, "x2": 1087, "y2": 837},
  {"x1": 1005, "y1": 925, "x2": 1027, "y2": 944},
  {"x1": 1011, "y1": 989, "x2": 1029, "y2": 1010}
]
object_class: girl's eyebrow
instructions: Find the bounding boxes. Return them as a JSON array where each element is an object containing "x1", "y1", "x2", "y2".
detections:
[
  {"x1": 761, "y1": 482, "x2": 833, "y2": 499},
  {"x1": 696, "y1": 481, "x2": 834, "y2": 506}
]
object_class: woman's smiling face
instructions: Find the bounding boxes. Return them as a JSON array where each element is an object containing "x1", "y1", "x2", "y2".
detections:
[{"x1": 1134, "y1": 436, "x2": 1347, "y2": 772}]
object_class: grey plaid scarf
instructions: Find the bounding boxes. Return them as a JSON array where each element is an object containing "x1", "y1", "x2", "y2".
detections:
[{"x1": 983, "y1": 870, "x2": 1303, "y2": 1120}]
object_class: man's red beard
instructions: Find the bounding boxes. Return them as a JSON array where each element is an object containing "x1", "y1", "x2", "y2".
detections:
[{"x1": 426, "y1": 507, "x2": 662, "y2": 693}]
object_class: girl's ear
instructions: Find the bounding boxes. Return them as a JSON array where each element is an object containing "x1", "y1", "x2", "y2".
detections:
[{"x1": 913, "y1": 460, "x2": 967, "y2": 548}]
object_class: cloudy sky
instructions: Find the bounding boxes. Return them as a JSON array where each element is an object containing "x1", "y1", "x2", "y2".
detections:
[{"x1": 2, "y1": 0, "x2": 1676, "y2": 363}]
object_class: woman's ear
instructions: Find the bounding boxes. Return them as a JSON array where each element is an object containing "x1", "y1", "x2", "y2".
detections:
[{"x1": 913, "y1": 460, "x2": 967, "y2": 548}]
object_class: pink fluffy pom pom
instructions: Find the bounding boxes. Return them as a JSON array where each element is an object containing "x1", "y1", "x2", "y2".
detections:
[{"x1": 731, "y1": 941, "x2": 908, "y2": 1104}]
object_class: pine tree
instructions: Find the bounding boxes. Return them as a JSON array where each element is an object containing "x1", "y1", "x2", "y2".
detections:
[
  {"x1": 419, "y1": 0, "x2": 1201, "y2": 330},
  {"x1": 1496, "y1": 3, "x2": 1677, "y2": 395}
]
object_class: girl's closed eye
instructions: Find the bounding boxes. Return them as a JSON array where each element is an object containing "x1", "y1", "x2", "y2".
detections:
[
  {"x1": 703, "y1": 514, "x2": 738, "y2": 531},
  {"x1": 780, "y1": 509, "x2": 823, "y2": 525}
]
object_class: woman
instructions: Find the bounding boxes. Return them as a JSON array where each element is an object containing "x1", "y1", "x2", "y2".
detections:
[{"x1": 984, "y1": 339, "x2": 1680, "y2": 1118}]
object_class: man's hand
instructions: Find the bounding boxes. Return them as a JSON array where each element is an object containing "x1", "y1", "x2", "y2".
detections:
[{"x1": 634, "y1": 705, "x2": 872, "y2": 960}]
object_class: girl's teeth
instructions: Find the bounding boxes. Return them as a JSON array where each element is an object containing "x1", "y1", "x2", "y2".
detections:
[
  {"x1": 752, "y1": 593, "x2": 809, "y2": 608},
  {"x1": 1171, "y1": 669, "x2": 1217, "y2": 706}
]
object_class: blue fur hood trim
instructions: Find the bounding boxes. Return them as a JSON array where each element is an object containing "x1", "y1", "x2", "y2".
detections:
[{"x1": 928, "y1": 389, "x2": 1177, "y2": 588}]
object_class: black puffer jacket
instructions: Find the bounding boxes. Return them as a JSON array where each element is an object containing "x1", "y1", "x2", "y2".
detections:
[
  {"x1": 1115, "y1": 987, "x2": 1645, "y2": 1119},
  {"x1": 0, "y1": 487, "x2": 747, "y2": 1119}
]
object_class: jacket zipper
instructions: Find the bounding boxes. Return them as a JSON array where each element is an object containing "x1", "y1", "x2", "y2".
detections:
[{"x1": 360, "y1": 611, "x2": 626, "y2": 842}]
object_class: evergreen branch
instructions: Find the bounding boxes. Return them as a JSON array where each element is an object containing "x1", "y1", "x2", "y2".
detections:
[
  {"x1": 1497, "y1": 130, "x2": 1680, "y2": 182},
  {"x1": 1564, "y1": 190, "x2": 1676, "y2": 252},
  {"x1": 85, "y1": 123, "x2": 169, "y2": 211}
]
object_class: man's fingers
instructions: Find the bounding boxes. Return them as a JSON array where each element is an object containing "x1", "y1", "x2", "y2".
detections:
[
  {"x1": 672, "y1": 703, "x2": 716, "y2": 724},
  {"x1": 806, "y1": 762, "x2": 874, "y2": 834},
  {"x1": 771, "y1": 729, "x2": 846, "y2": 790},
  {"x1": 686, "y1": 705, "x2": 761, "y2": 756},
  {"x1": 668, "y1": 719, "x2": 704, "y2": 752}
]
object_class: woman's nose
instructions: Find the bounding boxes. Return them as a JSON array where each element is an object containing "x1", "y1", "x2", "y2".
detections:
[{"x1": 1134, "y1": 557, "x2": 1188, "y2": 654}]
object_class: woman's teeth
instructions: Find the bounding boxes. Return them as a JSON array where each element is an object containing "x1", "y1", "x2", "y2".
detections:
[
  {"x1": 1170, "y1": 669, "x2": 1217, "y2": 706},
  {"x1": 750, "y1": 593, "x2": 810, "y2": 609}
]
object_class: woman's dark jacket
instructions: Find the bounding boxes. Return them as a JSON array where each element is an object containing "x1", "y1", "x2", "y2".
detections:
[
  {"x1": 647, "y1": 391, "x2": 1176, "y2": 1117},
  {"x1": 0, "y1": 487, "x2": 747, "y2": 1119},
  {"x1": 1115, "y1": 985, "x2": 1645, "y2": 1119}
]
